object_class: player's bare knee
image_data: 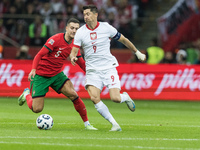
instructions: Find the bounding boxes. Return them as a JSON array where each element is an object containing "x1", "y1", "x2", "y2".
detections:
[
  {"x1": 110, "y1": 96, "x2": 121, "y2": 103},
  {"x1": 90, "y1": 96, "x2": 100, "y2": 104},
  {"x1": 32, "y1": 107, "x2": 43, "y2": 113},
  {"x1": 69, "y1": 96, "x2": 78, "y2": 101},
  {"x1": 68, "y1": 92, "x2": 78, "y2": 101},
  {"x1": 63, "y1": 89, "x2": 78, "y2": 100}
]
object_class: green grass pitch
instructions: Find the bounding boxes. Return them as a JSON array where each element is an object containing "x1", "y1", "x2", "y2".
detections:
[{"x1": 0, "y1": 97, "x2": 200, "y2": 150}]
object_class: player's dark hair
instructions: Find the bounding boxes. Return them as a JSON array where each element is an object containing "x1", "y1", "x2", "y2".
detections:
[
  {"x1": 83, "y1": 5, "x2": 98, "y2": 13},
  {"x1": 67, "y1": 18, "x2": 80, "y2": 25}
]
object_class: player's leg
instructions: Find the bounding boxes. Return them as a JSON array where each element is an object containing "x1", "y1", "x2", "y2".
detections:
[
  {"x1": 32, "y1": 97, "x2": 45, "y2": 113},
  {"x1": 18, "y1": 74, "x2": 49, "y2": 113},
  {"x1": 86, "y1": 69, "x2": 121, "y2": 131},
  {"x1": 86, "y1": 85, "x2": 121, "y2": 131},
  {"x1": 60, "y1": 80, "x2": 88, "y2": 124},
  {"x1": 53, "y1": 72, "x2": 97, "y2": 130},
  {"x1": 109, "y1": 88, "x2": 121, "y2": 103},
  {"x1": 106, "y1": 68, "x2": 136, "y2": 112},
  {"x1": 109, "y1": 88, "x2": 135, "y2": 112},
  {"x1": 31, "y1": 74, "x2": 49, "y2": 113},
  {"x1": 18, "y1": 88, "x2": 45, "y2": 113}
]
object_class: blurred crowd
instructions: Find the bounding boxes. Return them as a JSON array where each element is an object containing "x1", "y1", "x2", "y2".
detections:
[
  {"x1": 0, "y1": 0, "x2": 148, "y2": 47},
  {"x1": 0, "y1": 0, "x2": 200, "y2": 65},
  {"x1": 127, "y1": 37, "x2": 200, "y2": 65}
]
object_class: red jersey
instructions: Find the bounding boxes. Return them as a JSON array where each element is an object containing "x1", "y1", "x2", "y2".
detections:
[{"x1": 36, "y1": 33, "x2": 83, "y2": 77}]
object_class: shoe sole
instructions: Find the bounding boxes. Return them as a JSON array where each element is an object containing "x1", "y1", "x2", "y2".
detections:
[{"x1": 126, "y1": 100, "x2": 135, "y2": 112}]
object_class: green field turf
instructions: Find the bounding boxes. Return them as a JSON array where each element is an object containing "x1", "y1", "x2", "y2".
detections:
[{"x1": 0, "y1": 97, "x2": 200, "y2": 150}]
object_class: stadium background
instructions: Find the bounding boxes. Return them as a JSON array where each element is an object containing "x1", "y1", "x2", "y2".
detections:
[{"x1": 0, "y1": 0, "x2": 200, "y2": 101}]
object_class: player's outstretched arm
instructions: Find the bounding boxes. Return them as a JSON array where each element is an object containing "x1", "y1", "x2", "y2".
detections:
[
  {"x1": 70, "y1": 47, "x2": 79, "y2": 66},
  {"x1": 118, "y1": 34, "x2": 146, "y2": 62}
]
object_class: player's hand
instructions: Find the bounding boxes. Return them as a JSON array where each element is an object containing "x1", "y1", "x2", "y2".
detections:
[
  {"x1": 71, "y1": 57, "x2": 78, "y2": 66},
  {"x1": 135, "y1": 50, "x2": 146, "y2": 62},
  {"x1": 28, "y1": 69, "x2": 36, "y2": 81}
]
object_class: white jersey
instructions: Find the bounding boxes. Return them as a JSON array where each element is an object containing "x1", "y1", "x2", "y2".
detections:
[{"x1": 73, "y1": 22, "x2": 119, "y2": 71}]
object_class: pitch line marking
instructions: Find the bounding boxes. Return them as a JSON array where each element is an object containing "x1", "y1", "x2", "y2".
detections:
[
  {"x1": 0, "y1": 141, "x2": 199, "y2": 150},
  {"x1": 0, "y1": 122, "x2": 200, "y2": 128},
  {"x1": 0, "y1": 136, "x2": 199, "y2": 141}
]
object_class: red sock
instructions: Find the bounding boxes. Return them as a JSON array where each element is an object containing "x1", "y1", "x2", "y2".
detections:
[
  {"x1": 25, "y1": 94, "x2": 33, "y2": 110},
  {"x1": 73, "y1": 97, "x2": 88, "y2": 122}
]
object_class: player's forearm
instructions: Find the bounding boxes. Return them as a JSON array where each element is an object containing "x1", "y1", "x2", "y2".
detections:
[
  {"x1": 119, "y1": 35, "x2": 138, "y2": 53},
  {"x1": 126, "y1": 40, "x2": 138, "y2": 53},
  {"x1": 119, "y1": 34, "x2": 146, "y2": 62},
  {"x1": 70, "y1": 47, "x2": 79, "y2": 66},
  {"x1": 70, "y1": 47, "x2": 78, "y2": 59}
]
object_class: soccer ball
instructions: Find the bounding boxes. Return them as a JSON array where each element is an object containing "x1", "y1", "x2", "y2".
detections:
[{"x1": 36, "y1": 114, "x2": 53, "y2": 130}]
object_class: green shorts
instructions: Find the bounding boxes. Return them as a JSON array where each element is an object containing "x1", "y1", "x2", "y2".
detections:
[{"x1": 30, "y1": 72, "x2": 69, "y2": 98}]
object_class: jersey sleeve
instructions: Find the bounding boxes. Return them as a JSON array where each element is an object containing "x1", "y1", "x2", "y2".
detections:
[
  {"x1": 32, "y1": 46, "x2": 49, "y2": 69},
  {"x1": 73, "y1": 29, "x2": 82, "y2": 48},
  {"x1": 43, "y1": 36, "x2": 57, "y2": 52},
  {"x1": 105, "y1": 22, "x2": 119, "y2": 39}
]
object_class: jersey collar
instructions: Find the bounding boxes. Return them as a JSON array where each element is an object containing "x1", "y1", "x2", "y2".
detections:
[
  {"x1": 86, "y1": 22, "x2": 100, "y2": 31},
  {"x1": 64, "y1": 33, "x2": 71, "y2": 44}
]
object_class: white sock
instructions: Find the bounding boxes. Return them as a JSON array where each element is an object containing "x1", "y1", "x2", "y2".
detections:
[
  {"x1": 84, "y1": 121, "x2": 90, "y2": 127},
  {"x1": 120, "y1": 93, "x2": 128, "y2": 103},
  {"x1": 95, "y1": 101, "x2": 118, "y2": 126}
]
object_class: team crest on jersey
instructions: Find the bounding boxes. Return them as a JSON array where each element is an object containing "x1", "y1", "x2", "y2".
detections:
[
  {"x1": 90, "y1": 32, "x2": 97, "y2": 40},
  {"x1": 48, "y1": 39, "x2": 55, "y2": 45}
]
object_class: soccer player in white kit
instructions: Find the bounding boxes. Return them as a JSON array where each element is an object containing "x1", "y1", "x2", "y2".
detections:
[{"x1": 70, "y1": 5, "x2": 146, "y2": 131}]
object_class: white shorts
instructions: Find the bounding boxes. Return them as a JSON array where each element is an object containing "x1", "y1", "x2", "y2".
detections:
[{"x1": 85, "y1": 68, "x2": 121, "y2": 91}]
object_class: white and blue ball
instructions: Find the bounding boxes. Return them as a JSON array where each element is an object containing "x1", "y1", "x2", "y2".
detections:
[{"x1": 36, "y1": 114, "x2": 53, "y2": 130}]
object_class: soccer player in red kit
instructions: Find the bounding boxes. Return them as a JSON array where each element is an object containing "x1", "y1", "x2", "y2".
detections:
[{"x1": 18, "y1": 18, "x2": 97, "y2": 130}]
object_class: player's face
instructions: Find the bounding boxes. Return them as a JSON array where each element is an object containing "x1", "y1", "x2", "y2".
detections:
[
  {"x1": 83, "y1": 9, "x2": 97, "y2": 25},
  {"x1": 66, "y1": 22, "x2": 80, "y2": 39}
]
